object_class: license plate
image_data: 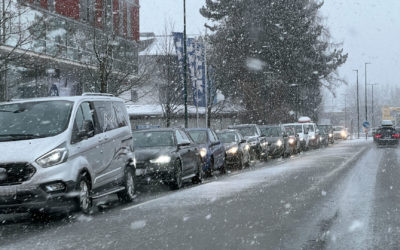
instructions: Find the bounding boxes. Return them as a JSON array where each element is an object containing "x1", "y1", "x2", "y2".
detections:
[{"x1": 0, "y1": 186, "x2": 17, "y2": 197}]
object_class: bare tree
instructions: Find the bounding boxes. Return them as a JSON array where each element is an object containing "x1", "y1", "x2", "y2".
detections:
[
  {"x1": 82, "y1": 0, "x2": 147, "y2": 96},
  {"x1": 155, "y1": 23, "x2": 182, "y2": 127},
  {"x1": 0, "y1": 0, "x2": 43, "y2": 101}
]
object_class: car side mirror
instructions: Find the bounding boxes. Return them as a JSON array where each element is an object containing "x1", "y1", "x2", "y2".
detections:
[
  {"x1": 240, "y1": 139, "x2": 246, "y2": 144},
  {"x1": 282, "y1": 132, "x2": 288, "y2": 137},
  {"x1": 78, "y1": 120, "x2": 95, "y2": 139},
  {"x1": 304, "y1": 131, "x2": 309, "y2": 135},
  {"x1": 260, "y1": 134, "x2": 266, "y2": 137}
]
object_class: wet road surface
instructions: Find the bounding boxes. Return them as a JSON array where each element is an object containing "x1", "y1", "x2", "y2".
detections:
[{"x1": 1, "y1": 139, "x2": 400, "y2": 250}]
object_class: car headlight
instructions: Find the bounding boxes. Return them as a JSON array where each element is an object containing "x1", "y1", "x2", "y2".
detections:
[
  {"x1": 36, "y1": 147, "x2": 68, "y2": 168},
  {"x1": 341, "y1": 131, "x2": 347, "y2": 137},
  {"x1": 244, "y1": 144, "x2": 250, "y2": 151},
  {"x1": 300, "y1": 137, "x2": 304, "y2": 141},
  {"x1": 329, "y1": 133, "x2": 333, "y2": 138},
  {"x1": 288, "y1": 138, "x2": 295, "y2": 144},
  {"x1": 199, "y1": 148, "x2": 207, "y2": 158},
  {"x1": 150, "y1": 155, "x2": 171, "y2": 164},
  {"x1": 311, "y1": 135, "x2": 316, "y2": 140},
  {"x1": 227, "y1": 146, "x2": 239, "y2": 154},
  {"x1": 276, "y1": 140, "x2": 283, "y2": 147}
]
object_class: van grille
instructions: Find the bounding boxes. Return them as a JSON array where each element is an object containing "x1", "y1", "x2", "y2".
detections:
[{"x1": 0, "y1": 163, "x2": 36, "y2": 186}]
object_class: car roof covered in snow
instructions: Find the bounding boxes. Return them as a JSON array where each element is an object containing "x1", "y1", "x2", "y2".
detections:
[{"x1": 2, "y1": 94, "x2": 124, "y2": 105}]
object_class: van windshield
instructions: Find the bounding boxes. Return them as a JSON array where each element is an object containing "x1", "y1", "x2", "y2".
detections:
[{"x1": 0, "y1": 101, "x2": 73, "y2": 141}]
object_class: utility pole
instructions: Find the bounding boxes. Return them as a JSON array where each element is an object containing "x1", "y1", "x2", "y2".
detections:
[
  {"x1": 183, "y1": 0, "x2": 188, "y2": 128},
  {"x1": 204, "y1": 25, "x2": 208, "y2": 128},
  {"x1": 368, "y1": 83, "x2": 379, "y2": 128},
  {"x1": 353, "y1": 69, "x2": 360, "y2": 138},
  {"x1": 364, "y1": 62, "x2": 371, "y2": 122}
]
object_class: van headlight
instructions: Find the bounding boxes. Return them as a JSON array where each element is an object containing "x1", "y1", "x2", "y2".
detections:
[
  {"x1": 199, "y1": 148, "x2": 207, "y2": 158},
  {"x1": 150, "y1": 155, "x2": 171, "y2": 164},
  {"x1": 36, "y1": 147, "x2": 68, "y2": 168},
  {"x1": 227, "y1": 146, "x2": 238, "y2": 155}
]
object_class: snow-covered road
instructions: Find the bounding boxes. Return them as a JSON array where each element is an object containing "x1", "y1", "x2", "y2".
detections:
[{"x1": 2, "y1": 140, "x2": 400, "y2": 250}]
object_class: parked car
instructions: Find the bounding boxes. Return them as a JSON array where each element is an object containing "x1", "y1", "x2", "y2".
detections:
[
  {"x1": 186, "y1": 128, "x2": 226, "y2": 176},
  {"x1": 133, "y1": 128, "x2": 203, "y2": 189},
  {"x1": 216, "y1": 129, "x2": 251, "y2": 169},
  {"x1": 318, "y1": 125, "x2": 334, "y2": 144},
  {"x1": 301, "y1": 122, "x2": 320, "y2": 148},
  {"x1": 0, "y1": 94, "x2": 136, "y2": 215},
  {"x1": 228, "y1": 124, "x2": 269, "y2": 161},
  {"x1": 283, "y1": 123, "x2": 309, "y2": 151},
  {"x1": 374, "y1": 126, "x2": 400, "y2": 147},
  {"x1": 259, "y1": 125, "x2": 286, "y2": 158},
  {"x1": 333, "y1": 126, "x2": 348, "y2": 140},
  {"x1": 282, "y1": 125, "x2": 302, "y2": 155},
  {"x1": 317, "y1": 126, "x2": 330, "y2": 147}
]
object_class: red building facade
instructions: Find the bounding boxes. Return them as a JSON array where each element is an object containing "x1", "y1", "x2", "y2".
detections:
[{"x1": 26, "y1": 0, "x2": 140, "y2": 41}]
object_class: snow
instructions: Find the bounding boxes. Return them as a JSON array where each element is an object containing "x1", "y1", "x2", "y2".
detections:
[
  {"x1": 246, "y1": 58, "x2": 265, "y2": 71},
  {"x1": 130, "y1": 220, "x2": 147, "y2": 230}
]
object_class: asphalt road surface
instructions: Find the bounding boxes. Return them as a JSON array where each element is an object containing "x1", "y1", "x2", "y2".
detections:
[{"x1": 1, "y1": 139, "x2": 400, "y2": 250}]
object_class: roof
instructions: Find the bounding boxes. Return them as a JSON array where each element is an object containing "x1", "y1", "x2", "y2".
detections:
[
  {"x1": 229, "y1": 124, "x2": 258, "y2": 128},
  {"x1": 2, "y1": 95, "x2": 124, "y2": 104},
  {"x1": 186, "y1": 128, "x2": 210, "y2": 131},
  {"x1": 132, "y1": 128, "x2": 177, "y2": 133}
]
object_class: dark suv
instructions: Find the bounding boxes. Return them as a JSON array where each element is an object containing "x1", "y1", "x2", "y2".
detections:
[
  {"x1": 228, "y1": 124, "x2": 269, "y2": 161},
  {"x1": 374, "y1": 126, "x2": 400, "y2": 147}
]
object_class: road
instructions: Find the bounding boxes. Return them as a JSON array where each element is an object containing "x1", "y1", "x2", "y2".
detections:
[{"x1": 1, "y1": 139, "x2": 400, "y2": 250}]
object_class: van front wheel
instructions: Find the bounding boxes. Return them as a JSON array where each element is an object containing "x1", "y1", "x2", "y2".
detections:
[{"x1": 78, "y1": 176, "x2": 92, "y2": 214}]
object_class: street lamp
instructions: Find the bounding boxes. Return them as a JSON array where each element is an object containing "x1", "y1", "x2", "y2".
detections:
[
  {"x1": 183, "y1": 0, "x2": 188, "y2": 128},
  {"x1": 353, "y1": 69, "x2": 360, "y2": 138},
  {"x1": 368, "y1": 83, "x2": 379, "y2": 128},
  {"x1": 364, "y1": 62, "x2": 371, "y2": 123}
]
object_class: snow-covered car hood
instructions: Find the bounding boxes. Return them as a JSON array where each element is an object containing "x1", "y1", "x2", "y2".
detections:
[
  {"x1": 135, "y1": 146, "x2": 176, "y2": 162},
  {"x1": 244, "y1": 136, "x2": 258, "y2": 142},
  {"x1": 0, "y1": 134, "x2": 67, "y2": 163}
]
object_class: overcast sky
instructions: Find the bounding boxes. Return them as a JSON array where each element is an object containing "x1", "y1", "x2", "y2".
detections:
[{"x1": 140, "y1": 0, "x2": 400, "y2": 110}]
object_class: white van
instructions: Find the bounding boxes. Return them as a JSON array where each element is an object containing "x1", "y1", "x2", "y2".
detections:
[{"x1": 0, "y1": 94, "x2": 135, "y2": 215}]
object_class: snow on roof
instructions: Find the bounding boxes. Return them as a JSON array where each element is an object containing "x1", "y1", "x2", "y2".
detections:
[{"x1": 126, "y1": 103, "x2": 242, "y2": 117}]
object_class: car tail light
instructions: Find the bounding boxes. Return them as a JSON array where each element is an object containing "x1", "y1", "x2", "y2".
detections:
[
  {"x1": 375, "y1": 134, "x2": 383, "y2": 138},
  {"x1": 392, "y1": 134, "x2": 400, "y2": 138}
]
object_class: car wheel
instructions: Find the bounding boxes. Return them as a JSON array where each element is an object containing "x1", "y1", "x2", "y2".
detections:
[
  {"x1": 170, "y1": 160, "x2": 183, "y2": 190},
  {"x1": 220, "y1": 156, "x2": 227, "y2": 174},
  {"x1": 205, "y1": 158, "x2": 214, "y2": 177},
  {"x1": 77, "y1": 175, "x2": 92, "y2": 214},
  {"x1": 192, "y1": 158, "x2": 203, "y2": 184},
  {"x1": 118, "y1": 167, "x2": 136, "y2": 203}
]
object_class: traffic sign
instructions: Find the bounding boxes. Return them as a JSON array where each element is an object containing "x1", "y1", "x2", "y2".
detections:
[{"x1": 363, "y1": 121, "x2": 370, "y2": 129}]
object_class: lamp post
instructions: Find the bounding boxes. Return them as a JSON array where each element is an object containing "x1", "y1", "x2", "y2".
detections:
[
  {"x1": 353, "y1": 69, "x2": 360, "y2": 138},
  {"x1": 368, "y1": 83, "x2": 379, "y2": 128},
  {"x1": 364, "y1": 62, "x2": 371, "y2": 122},
  {"x1": 183, "y1": 0, "x2": 188, "y2": 128}
]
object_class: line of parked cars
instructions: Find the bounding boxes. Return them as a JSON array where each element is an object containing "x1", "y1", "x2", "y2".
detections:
[{"x1": 0, "y1": 95, "x2": 336, "y2": 217}]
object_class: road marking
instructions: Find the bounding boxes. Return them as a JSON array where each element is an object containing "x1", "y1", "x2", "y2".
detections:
[{"x1": 122, "y1": 197, "x2": 164, "y2": 211}]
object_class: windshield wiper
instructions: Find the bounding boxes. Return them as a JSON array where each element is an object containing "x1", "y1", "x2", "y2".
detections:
[
  {"x1": 0, "y1": 109, "x2": 26, "y2": 113},
  {"x1": 0, "y1": 134, "x2": 43, "y2": 140}
]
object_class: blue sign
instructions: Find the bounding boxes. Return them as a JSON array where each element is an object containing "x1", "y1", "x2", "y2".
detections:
[{"x1": 363, "y1": 121, "x2": 370, "y2": 128}]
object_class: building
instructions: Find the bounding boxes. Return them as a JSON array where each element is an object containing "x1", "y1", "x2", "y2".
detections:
[{"x1": 0, "y1": 0, "x2": 140, "y2": 100}]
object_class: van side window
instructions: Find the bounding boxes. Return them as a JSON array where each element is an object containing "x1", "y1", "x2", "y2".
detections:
[
  {"x1": 71, "y1": 102, "x2": 95, "y2": 144},
  {"x1": 93, "y1": 102, "x2": 118, "y2": 132},
  {"x1": 113, "y1": 102, "x2": 129, "y2": 128}
]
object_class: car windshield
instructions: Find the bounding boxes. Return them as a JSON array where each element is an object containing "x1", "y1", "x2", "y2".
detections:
[
  {"x1": 132, "y1": 131, "x2": 175, "y2": 148},
  {"x1": 261, "y1": 127, "x2": 281, "y2": 137},
  {"x1": 334, "y1": 127, "x2": 344, "y2": 131},
  {"x1": 217, "y1": 132, "x2": 237, "y2": 143},
  {"x1": 234, "y1": 127, "x2": 257, "y2": 137},
  {"x1": 0, "y1": 101, "x2": 73, "y2": 141},
  {"x1": 187, "y1": 130, "x2": 208, "y2": 144}
]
